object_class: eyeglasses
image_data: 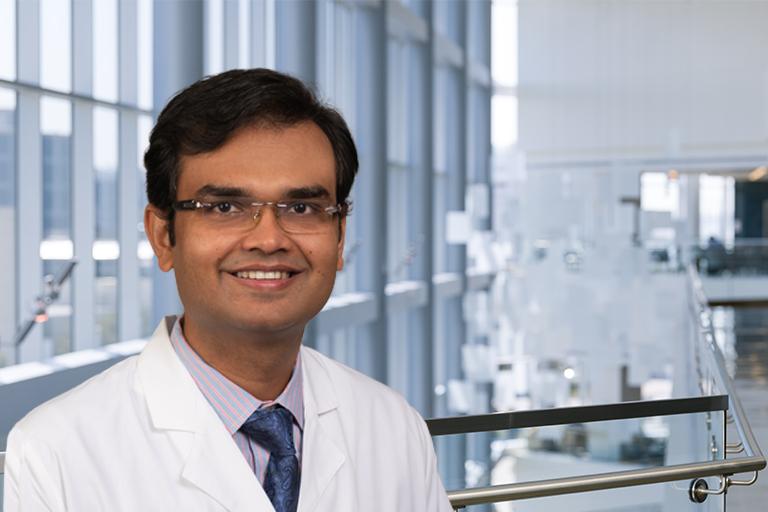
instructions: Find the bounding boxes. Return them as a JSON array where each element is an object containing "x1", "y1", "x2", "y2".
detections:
[{"x1": 171, "y1": 196, "x2": 348, "y2": 234}]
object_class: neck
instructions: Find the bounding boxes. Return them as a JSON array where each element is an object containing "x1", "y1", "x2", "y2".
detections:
[{"x1": 180, "y1": 315, "x2": 303, "y2": 401}]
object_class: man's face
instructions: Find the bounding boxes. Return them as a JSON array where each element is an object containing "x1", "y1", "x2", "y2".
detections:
[{"x1": 146, "y1": 121, "x2": 345, "y2": 338}]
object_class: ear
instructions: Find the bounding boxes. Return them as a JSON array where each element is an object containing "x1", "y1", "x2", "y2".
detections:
[
  {"x1": 336, "y1": 216, "x2": 346, "y2": 271},
  {"x1": 144, "y1": 205, "x2": 175, "y2": 272}
]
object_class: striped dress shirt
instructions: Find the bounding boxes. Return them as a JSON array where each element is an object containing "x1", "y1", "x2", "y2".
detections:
[{"x1": 169, "y1": 318, "x2": 304, "y2": 484}]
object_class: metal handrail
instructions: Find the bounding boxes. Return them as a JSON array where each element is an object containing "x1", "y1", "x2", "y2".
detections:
[
  {"x1": 436, "y1": 265, "x2": 765, "y2": 509},
  {"x1": 446, "y1": 457, "x2": 765, "y2": 507}
]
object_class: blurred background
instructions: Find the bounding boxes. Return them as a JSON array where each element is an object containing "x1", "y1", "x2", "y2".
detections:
[{"x1": 2, "y1": 1, "x2": 768, "y2": 510}]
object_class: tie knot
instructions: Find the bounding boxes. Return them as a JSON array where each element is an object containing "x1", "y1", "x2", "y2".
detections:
[{"x1": 240, "y1": 406, "x2": 296, "y2": 457}]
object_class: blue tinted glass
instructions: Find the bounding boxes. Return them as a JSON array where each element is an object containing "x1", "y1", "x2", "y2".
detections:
[{"x1": 0, "y1": 88, "x2": 15, "y2": 367}]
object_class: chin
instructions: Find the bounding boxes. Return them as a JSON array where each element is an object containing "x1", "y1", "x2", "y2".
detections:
[{"x1": 231, "y1": 312, "x2": 306, "y2": 336}]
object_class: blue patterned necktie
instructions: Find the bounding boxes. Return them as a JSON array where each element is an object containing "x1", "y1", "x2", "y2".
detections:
[{"x1": 240, "y1": 406, "x2": 300, "y2": 512}]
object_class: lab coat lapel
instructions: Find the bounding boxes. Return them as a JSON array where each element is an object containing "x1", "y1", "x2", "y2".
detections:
[
  {"x1": 298, "y1": 347, "x2": 346, "y2": 512},
  {"x1": 136, "y1": 317, "x2": 273, "y2": 512},
  {"x1": 181, "y1": 409, "x2": 272, "y2": 511}
]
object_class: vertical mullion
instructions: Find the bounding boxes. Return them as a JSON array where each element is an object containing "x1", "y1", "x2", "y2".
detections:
[
  {"x1": 16, "y1": 0, "x2": 43, "y2": 362},
  {"x1": 71, "y1": 0, "x2": 95, "y2": 349},
  {"x1": 354, "y1": 1, "x2": 388, "y2": 382},
  {"x1": 150, "y1": 0, "x2": 203, "y2": 327},
  {"x1": 415, "y1": 0, "x2": 436, "y2": 418},
  {"x1": 249, "y1": 0, "x2": 276, "y2": 69},
  {"x1": 314, "y1": 0, "x2": 334, "y2": 95},
  {"x1": 275, "y1": 0, "x2": 316, "y2": 84},
  {"x1": 118, "y1": 0, "x2": 139, "y2": 341},
  {"x1": 223, "y1": 0, "x2": 239, "y2": 70}
]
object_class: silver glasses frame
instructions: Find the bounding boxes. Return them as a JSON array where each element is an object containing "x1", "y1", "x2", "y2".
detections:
[{"x1": 170, "y1": 197, "x2": 348, "y2": 233}]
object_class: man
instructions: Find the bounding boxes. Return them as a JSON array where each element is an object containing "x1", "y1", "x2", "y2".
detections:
[{"x1": 4, "y1": 69, "x2": 454, "y2": 512}]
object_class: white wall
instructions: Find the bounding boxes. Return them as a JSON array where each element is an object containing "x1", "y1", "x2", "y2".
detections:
[{"x1": 518, "y1": 0, "x2": 768, "y2": 164}]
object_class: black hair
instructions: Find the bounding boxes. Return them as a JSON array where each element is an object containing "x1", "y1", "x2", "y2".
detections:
[{"x1": 144, "y1": 68, "x2": 358, "y2": 244}]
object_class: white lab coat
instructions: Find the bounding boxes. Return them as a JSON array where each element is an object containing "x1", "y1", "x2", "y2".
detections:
[{"x1": 4, "y1": 317, "x2": 454, "y2": 512}]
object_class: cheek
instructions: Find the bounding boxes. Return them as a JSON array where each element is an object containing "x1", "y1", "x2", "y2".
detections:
[
  {"x1": 306, "y1": 244, "x2": 339, "y2": 276},
  {"x1": 174, "y1": 237, "x2": 227, "y2": 281}
]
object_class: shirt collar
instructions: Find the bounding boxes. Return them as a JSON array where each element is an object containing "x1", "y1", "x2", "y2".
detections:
[{"x1": 169, "y1": 317, "x2": 305, "y2": 435}]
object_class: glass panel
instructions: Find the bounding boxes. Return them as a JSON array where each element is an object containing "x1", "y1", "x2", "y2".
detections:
[
  {"x1": 40, "y1": 0, "x2": 71, "y2": 92},
  {"x1": 137, "y1": 115, "x2": 154, "y2": 337},
  {"x1": 492, "y1": 95, "x2": 518, "y2": 149},
  {"x1": 93, "y1": 0, "x2": 118, "y2": 102},
  {"x1": 0, "y1": 88, "x2": 15, "y2": 367},
  {"x1": 94, "y1": 107, "x2": 118, "y2": 345},
  {"x1": 401, "y1": 0, "x2": 427, "y2": 20},
  {"x1": 238, "y1": 0, "x2": 250, "y2": 68},
  {"x1": 387, "y1": 40, "x2": 408, "y2": 166},
  {"x1": 0, "y1": 0, "x2": 15, "y2": 80},
  {"x1": 434, "y1": 0, "x2": 462, "y2": 46},
  {"x1": 437, "y1": 411, "x2": 726, "y2": 512},
  {"x1": 205, "y1": 0, "x2": 224, "y2": 74},
  {"x1": 41, "y1": 97, "x2": 72, "y2": 239},
  {"x1": 137, "y1": 0, "x2": 154, "y2": 110},
  {"x1": 41, "y1": 96, "x2": 73, "y2": 356},
  {"x1": 699, "y1": 174, "x2": 735, "y2": 245},
  {"x1": 492, "y1": 0, "x2": 518, "y2": 87},
  {"x1": 641, "y1": 172, "x2": 680, "y2": 215},
  {"x1": 387, "y1": 165, "x2": 409, "y2": 282}
]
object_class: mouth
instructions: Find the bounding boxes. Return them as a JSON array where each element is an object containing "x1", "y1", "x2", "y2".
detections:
[
  {"x1": 224, "y1": 266, "x2": 304, "y2": 290},
  {"x1": 231, "y1": 270, "x2": 296, "y2": 281}
]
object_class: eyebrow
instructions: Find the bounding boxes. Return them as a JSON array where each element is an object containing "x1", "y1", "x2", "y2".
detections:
[
  {"x1": 194, "y1": 185, "x2": 249, "y2": 197},
  {"x1": 284, "y1": 186, "x2": 331, "y2": 200},
  {"x1": 193, "y1": 184, "x2": 332, "y2": 200}
]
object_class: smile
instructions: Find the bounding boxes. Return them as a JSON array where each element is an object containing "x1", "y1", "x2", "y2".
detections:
[{"x1": 234, "y1": 270, "x2": 293, "y2": 280}]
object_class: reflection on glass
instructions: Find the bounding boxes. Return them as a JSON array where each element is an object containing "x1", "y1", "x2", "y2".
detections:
[
  {"x1": 40, "y1": 0, "x2": 71, "y2": 92},
  {"x1": 94, "y1": 107, "x2": 118, "y2": 345},
  {"x1": 41, "y1": 96, "x2": 73, "y2": 355},
  {"x1": 93, "y1": 0, "x2": 118, "y2": 102},
  {"x1": 0, "y1": 0, "x2": 15, "y2": 80},
  {"x1": 0, "y1": 88, "x2": 15, "y2": 367}
]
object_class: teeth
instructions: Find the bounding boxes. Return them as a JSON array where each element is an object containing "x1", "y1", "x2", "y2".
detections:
[{"x1": 235, "y1": 271, "x2": 290, "y2": 280}]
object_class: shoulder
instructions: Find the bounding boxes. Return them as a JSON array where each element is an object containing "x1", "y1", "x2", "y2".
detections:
[
  {"x1": 302, "y1": 346, "x2": 411, "y2": 406},
  {"x1": 9, "y1": 356, "x2": 139, "y2": 444},
  {"x1": 300, "y1": 346, "x2": 426, "y2": 433}
]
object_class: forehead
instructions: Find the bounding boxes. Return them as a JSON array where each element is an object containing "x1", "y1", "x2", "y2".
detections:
[{"x1": 177, "y1": 121, "x2": 336, "y2": 199}]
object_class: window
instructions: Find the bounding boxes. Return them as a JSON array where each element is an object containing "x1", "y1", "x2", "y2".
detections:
[
  {"x1": 0, "y1": 88, "x2": 15, "y2": 365},
  {"x1": 94, "y1": 107, "x2": 119, "y2": 344}
]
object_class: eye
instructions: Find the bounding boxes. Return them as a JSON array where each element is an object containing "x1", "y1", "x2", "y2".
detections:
[
  {"x1": 288, "y1": 201, "x2": 316, "y2": 215},
  {"x1": 215, "y1": 202, "x2": 233, "y2": 213},
  {"x1": 209, "y1": 201, "x2": 242, "y2": 214}
]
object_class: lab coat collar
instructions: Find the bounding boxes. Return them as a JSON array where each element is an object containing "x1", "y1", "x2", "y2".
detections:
[
  {"x1": 136, "y1": 315, "x2": 200, "y2": 431},
  {"x1": 136, "y1": 316, "x2": 270, "y2": 510},
  {"x1": 136, "y1": 317, "x2": 348, "y2": 512}
]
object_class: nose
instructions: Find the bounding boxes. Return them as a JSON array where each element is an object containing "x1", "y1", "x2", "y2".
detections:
[{"x1": 240, "y1": 204, "x2": 292, "y2": 254}]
